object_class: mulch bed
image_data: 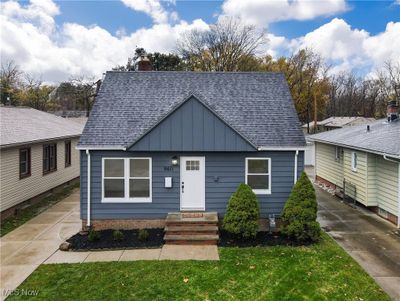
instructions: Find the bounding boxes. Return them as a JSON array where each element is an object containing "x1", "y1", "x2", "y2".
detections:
[
  {"x1": 67, "y1": 228, "x2": 164, "y2": 251},
  {"x1": 218, "y1": 230, "x2": 312, "y2": 247}
]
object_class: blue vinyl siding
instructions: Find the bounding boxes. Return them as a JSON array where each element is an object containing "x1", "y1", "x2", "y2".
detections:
[
  {"x1": 80, "y1": 150, "x2": 304, "y2": 220},
  {"x1": 129, "y1": 97, "x2": 256, "y2": 152}
]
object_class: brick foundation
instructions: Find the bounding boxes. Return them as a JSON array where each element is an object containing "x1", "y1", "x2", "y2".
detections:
[
  {"x1": 1, "y1": 177, "x2": 79, "y2": 221},
  {"x1": 315, "y1": 175, "x2": 337, "y2": 190},
  {"x1": 82, "y1": 219, "x2": 166, "y2": 231},
  {"x1": 84, "y1": 218, "x2": 282, "y2": 231},
  {"x1": 370, "y1": 206, "x2": 398, "y2": 226}
]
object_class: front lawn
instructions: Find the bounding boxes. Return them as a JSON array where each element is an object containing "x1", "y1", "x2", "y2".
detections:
[{"x1": 7, "y1": 234, "x2": 389, "y2": 301}]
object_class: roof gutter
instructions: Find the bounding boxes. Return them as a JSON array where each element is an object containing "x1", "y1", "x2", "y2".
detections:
[
  {"x1": 1, "y1": 135, "x2": 81, "y2": 150},
  {"x1": 257, "y1": 147, "x2": 306, "y2": 151},
  {"x1": 76, "y1": 146, "x2": 127, "y2": 151},
  {"x1": 309, "y1": 139, "x2": 400, "y2": 160}
]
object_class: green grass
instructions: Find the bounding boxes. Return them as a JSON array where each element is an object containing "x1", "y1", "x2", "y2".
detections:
[
  {"x1": 7, "y1": 234, "x2": 389, "y2": 301},
  {"x1": 0, "y1": 182, "x2": 79, "y2": 237}
]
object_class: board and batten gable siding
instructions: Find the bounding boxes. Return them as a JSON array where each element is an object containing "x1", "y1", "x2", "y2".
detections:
[
  {"x1": 0, "y1": 138, "x2": 80, "y2": 212},
  {"x1": 375, "y1": 156, "x2": 399, "y2": 216},
  {"x1": 343, "y1": 149, "x2": 368, "y2": 205},
  {"x1": 80, "y1": 150, "x2": 304, "y2": 219},
  {"x1": 315, "y1": 142, "x2": 344, "y2": 187},
  {"x1": 129, "y1": 97, "x2": 256, "y2": 152}
]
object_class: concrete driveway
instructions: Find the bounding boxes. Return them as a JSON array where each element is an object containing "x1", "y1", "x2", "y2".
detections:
[
  {"x1": 0, "y1": 189, "x2": 81, "y2": 299},
  {"x1": 316, "y1": 187, "x2": 400, "y2": 300}
]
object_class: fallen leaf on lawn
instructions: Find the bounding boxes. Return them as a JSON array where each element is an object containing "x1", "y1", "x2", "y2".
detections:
[
  {"x1": 249, "y1": 265, "x2": 255, "y2": 269},
  {"x1": 183, "y1": 278, "x2": 189, "y2": 283}
]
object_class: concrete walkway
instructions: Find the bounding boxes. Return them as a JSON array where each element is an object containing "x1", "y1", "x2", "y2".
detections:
[
  {"x1": 1, "y1": 189, "x2": 81, "y2": 297},
  {"x1": 44, "y1": 245, "x2": 219, "y2": 264},
  {"x1": 316, "y1": 186, "x2": 400, "y2": 301}
]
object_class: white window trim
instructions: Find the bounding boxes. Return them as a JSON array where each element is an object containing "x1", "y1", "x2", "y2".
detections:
[
  {"x1": 245, "y1": 157, "x2": 271, "y2": 195},
  {"x1": 351, "y1": 152, "x2": 357, "y2": 172},
  {"x1": 335, "y1": 146, "x2": 340, "y2": 162},
  {"x1": 101, "y1": 157, "x2": 152, "y2": 203}
]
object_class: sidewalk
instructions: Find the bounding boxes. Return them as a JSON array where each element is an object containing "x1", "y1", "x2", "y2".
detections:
[
  {"x1": 44, "y1": 244, "x2": 219, "y2": 264},
  {"x1": 1, "y1": 189, "x2": 81, "y2": 295}
]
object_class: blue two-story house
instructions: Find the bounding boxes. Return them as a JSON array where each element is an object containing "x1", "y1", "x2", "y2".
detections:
[{"x1": 78, "y1": 71, "x2": 306, "y2": 238}]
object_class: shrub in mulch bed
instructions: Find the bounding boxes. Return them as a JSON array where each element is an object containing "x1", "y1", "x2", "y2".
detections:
[
  {"x1": 66, "y1": 228, "x2": 164, "y2": 251},
  {"x1": 218, "y1": 230, "x2": 313, "y2": 247}
]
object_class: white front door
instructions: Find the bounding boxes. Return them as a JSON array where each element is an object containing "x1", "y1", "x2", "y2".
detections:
[{"x1": 180, "y1": 156, "x2": 205, "y2": 211}]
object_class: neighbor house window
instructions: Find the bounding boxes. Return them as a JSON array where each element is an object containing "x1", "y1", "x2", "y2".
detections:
[
  {"x1": 65, "y1": 140, "x2": 71, "y2": 167},
  {"x1": 335, "y1": 146, "x2": 341, "y2": 162},
  {"x1": 19, "y1": 148, "x2": 31, "y2": 179},
  {"x1": 351, "y1": 152, "x2": 357, "y2": 172},
  {"x1": 245, "y1": 158, "x2": 271, "y2": 194},
  {"x1": 43, "y1": 143, "x2": 57, "y2": 174},
  {"x1": 102, "y1": 158, "x2": 152, "y2": 202}
]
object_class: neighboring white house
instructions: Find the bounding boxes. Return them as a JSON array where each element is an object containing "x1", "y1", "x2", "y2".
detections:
[
  {"x1": 303, "y1": 117, "x2": 376, "y2": 166},
  {"x1": 0, "y1": 106, "x2": 86, "y2": 219},
  {"x1": 309, "y1": 102, "x2": 400, "y2": 227}
]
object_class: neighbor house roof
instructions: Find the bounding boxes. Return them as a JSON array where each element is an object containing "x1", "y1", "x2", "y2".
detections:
[
  {"x1": 0, "y1": 106, "x2": 85, "y2": 149},
  {"x1": 79, "y1": 71, "x2": 305, "y2": 149},
  {"x1": 309, "y1": 119, "x2": 400, "y2": 158},
  {"x1": 302, "y1": 116, "x2": 376, "y2": 128}
]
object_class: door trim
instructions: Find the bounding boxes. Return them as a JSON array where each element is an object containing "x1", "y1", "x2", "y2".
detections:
[{"x1": 180, "y1": 156, "x2": 206, "y2": 211}]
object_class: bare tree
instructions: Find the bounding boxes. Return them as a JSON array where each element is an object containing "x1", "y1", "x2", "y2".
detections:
[
  {"x1": 1, "y1": 60, "x2": 22, "y2": 105},
  {"x1": 378, "y1": 61, "x2": 400, "y2": 101},
  {"x1": 178, "y1": 17, "x2": 267, "y2": 71}
]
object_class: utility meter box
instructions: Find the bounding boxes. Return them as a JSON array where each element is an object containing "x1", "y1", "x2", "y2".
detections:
[{"x1": 165, "y1": 177, "x2": 172, "y2": 188}]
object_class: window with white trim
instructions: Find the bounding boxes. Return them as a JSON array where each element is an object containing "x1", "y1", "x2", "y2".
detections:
[
  {"x1": 335, "y1": 146, "x2": 341, "y2": 162},
  {"x1": 245, "y1": 158, "x2": 271, "y2": 194},
  {"x1": 351, "y1": 152, "x2": 357, "y2": 172},
  {"x1": 102, "y1": 158, "x2": 152, "y2": 202}
]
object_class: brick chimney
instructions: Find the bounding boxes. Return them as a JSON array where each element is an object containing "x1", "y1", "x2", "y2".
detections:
[
  {"x1": 387, "y1": 100, "x2": 399, "y2": 122},
  {"x1": 137, "y1": 55, "x2": 152, "y2": 71}
]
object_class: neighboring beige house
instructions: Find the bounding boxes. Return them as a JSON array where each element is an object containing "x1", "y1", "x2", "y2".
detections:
[
  {"x1": 309, "y1": 103, "x2": 400, "y2": 227},
  {"x1": 0, "y1": 106, "x2": 86, "y2": 219},
  {"x1": 303, "y1": 116, "x2": 376, "y2": 166},
  {"x1": 302, "y1": 116, "x2": 376, "y2": 135}
]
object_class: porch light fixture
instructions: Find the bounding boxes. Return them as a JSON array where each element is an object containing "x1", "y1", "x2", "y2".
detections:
[{"x1": 171, "y1": 156, "x2": 179, "y2": 166}]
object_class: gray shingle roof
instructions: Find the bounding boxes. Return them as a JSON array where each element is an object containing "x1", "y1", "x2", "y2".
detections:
[
  {"x1": 79, "y1": 71, "x2": 305, "y2": 149},
  {"x1": 309, "y1": 119, "x2": 400, "y2": 157},
  {"x1": 0, "y1": 107, "x2": 85, "y2": 148}
]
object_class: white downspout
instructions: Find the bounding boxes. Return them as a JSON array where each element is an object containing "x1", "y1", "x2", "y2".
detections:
[
  {"x1": 294, "y1": 150, "x2": 299, "y2": 184},
  {"x1": 86, "y1": 149, "x2": 91, "y2": 227}
]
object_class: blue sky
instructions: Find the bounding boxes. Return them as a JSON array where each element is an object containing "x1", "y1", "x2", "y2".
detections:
[
  {"x1": 1, "y1": 0, "x2": 399, "y2": 82},
  {"x1": 54, "y1": 1, "x2": 399, "y2": 39}
]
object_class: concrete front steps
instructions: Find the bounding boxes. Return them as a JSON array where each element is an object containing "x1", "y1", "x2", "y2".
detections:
[{"x1": 164, "y1": 212, "x2": 219, "y2": 245}]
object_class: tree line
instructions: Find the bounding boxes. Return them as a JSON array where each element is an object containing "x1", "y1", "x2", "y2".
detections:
[{"x1": 1, "y1": 17, "x2": 399, "y2": 124}]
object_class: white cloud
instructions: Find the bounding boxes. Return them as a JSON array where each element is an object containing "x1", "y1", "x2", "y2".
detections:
[
  {"x1": 121, "y1": 0, "x2": 178, "y2": 24},
  {"x1": 0, "y1": 0, "x2": 208, "y2": 83},
  {"x1": 221, "y1": 0, "x2": 347, "y2": 26},
  {"x1": 290, "y1": 18, "x2": 400, "y2": 74},
  {"x1": 1, "y1": 0, "x2": 398, "y2": 84}
]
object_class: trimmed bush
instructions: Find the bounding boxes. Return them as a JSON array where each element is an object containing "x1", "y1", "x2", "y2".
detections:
[
  {"x1": 281, "y1": 172, "x2": 321, "y2": 242},
  {"x1": 112, "y1": 230, "x2": 124, "y2": 241},
  {"x1": 138, "y1": 229, "x2": 149, "y2": 241},
  {"x1": 223, "y1": 183, "x2": 260, "y2": 239},
  {"x1": 88, "y1": 229, "x2": 100, "y2": 242}
]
